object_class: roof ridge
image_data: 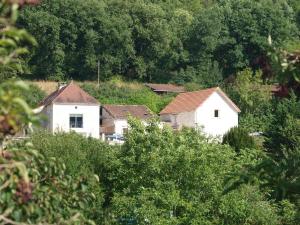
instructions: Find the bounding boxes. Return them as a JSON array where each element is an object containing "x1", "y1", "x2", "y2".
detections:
[
  {"x1": 180, "y1": 86, "x2": 219, "y2": 94},
  {"x1": 39, "y1": 84, "x2": 68, "y2": 106},
  {"x1": 159, "y1": 87, "x2": 238, "y2": 115},
  {"x1": 103, "y1": 104, "x2": 153, "y2": 120},
  {"x1": 171, "y1": 87, "x2": 218, "y2": 111},
  {"x1": 40, "y1": 82, "x2": 99, "y2": 106},
  {"x1": 104, "y1": 104, "x2": 149, "y2": 107},
  {"x1": 214, "y1": 88, "x2": 241, "y2": 112},
  {"x1": 51, "y1": 83, "x2": 71, "y2": 103},
  {"x1": 145, "y1": 82, "x2": 179, "y2": 85}
]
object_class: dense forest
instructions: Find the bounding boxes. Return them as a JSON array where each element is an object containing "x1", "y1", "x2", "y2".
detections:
[
  {"x1": 11, "y1": 0, "x2": 300, "y2": 85},
  {"x1": 1, "y1": 0, "x2": 300, "y2": 224}
]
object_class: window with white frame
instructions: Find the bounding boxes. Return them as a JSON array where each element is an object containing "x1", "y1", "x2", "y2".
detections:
[{"x1": 70, "y1": 114, "x2": 83, "y2": 128}]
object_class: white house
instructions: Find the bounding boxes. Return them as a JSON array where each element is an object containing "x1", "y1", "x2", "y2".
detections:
[
  {"x1": 100, "y1": 104, "x2": 153, "y2": 136},
  {"x1": 39, "y1": 82, "x2": 100, "y2": 138},
  {"x1": 159, "y1": 87, "x2": 240, "y2": 137}
]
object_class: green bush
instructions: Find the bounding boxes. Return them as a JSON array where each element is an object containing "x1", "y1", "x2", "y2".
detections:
[
  {"x1": 222, "y1": 127, "x2": 256, "y2": 152},
  {"x1": 25, "y1": 83, "x2": 46, "y2": 108},
  {"x1": 224, "y1": 68, "x2": 273, "y2": 132},
  {"x1": 1, "y1": 141, "x2": 99, "y2": 224},
  {"x1": 264, "y1": 94, "x2": 300, "y2": 156},
  {"x1": 30, "y1": 131, "x2": 115, "y2": 223}
]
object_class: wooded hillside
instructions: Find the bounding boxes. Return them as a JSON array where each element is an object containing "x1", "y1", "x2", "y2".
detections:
[{"x1": 14, "y1": 0, "x2": 299, "y2": 86}]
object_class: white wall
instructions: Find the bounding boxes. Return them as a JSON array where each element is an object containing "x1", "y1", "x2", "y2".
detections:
[
  {"x1": 160, "y1": 111, "x2": 195, "y2": 129},
  {"x1": 114, "y1": 119, "x2": 128, "y2": 135},
  {"x1": 176, "y1": 111, "x2": 196, "y2": 129},
  {"x1": 160, "y1": 91, "x2": 238, "y2": 138},
  {"x1": 195, "y1": 92, "x2": 238, "y2": 137},
  {"x1": 114, "y1": 119, "x2": 149, "y2": 135},
  {"x1": 52, "y1": 103, "x2": 100, "y2": 138},
  {"x1": 101, "y1": 108, "x2": 150, "y2": 135}
]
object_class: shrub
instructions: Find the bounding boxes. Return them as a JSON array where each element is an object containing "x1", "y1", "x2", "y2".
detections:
[
  {"x1": 1, "y1": 141, "x2": 99, "y2": 224},
  {"x1": 264, "y1": 94, "x2": 300, "y2": 156},
  {"x1": 24, "y1": 83, "x2": 46, "y2": 108},
  {"x1": 224, "y1": 68, "x2": 272, "y2": 132},
  {"x1": 30, "y1": 131, "x2": 116, "y2": 223},
  {"x1": 222, "y1": 127, "x2": 256, "y2": 152}
]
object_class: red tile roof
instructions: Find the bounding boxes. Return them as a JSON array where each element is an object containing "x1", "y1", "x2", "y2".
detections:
[
  {"x1": 160, "y1": 87, "x2": 240, "y2": 115},
  {"x1": 40, "y1": 82, "x2": 99, "y2": 106},
  {"x1": 145, "y1": 83, "x2": 185, "y2": 93},
  {"x1": 103, "y1": 105, "x2": 153, "y2": 120}
]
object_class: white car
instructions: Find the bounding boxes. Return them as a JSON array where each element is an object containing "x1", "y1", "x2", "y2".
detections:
[{"x1": 106, "y1": 134, "x2": 125, "y2": 145}]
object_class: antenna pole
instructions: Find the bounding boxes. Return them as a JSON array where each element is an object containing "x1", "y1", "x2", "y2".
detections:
[{"x1": 97, "y1": 60, "x2": 100, "y2": 87}]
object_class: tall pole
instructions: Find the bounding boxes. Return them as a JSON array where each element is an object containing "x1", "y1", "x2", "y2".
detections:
[{"x1": 97, "y1": 60, "x2": 100, "y2": 87}]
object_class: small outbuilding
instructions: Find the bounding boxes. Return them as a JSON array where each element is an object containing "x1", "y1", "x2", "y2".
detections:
[
  {"x1": 160, "y1": 87, "x2": 240, "y2": 137},
  {"x1": 38, "y1": 82, "x2": 100, "y2": 138},
  {"x1": 100, "y1": 104, "x2": 153, "y2": 136},
  {"x1": 145, "y1": 83, "x2": 185, "y2": 94}
]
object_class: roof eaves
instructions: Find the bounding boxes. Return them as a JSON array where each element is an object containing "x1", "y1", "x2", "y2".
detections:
[
  {"x1": 215, "y1": 88, "x2": 241, "y2": 112},
  {"x1": 53, "y1": 102, "x2": 100, "y2": 106},
  {"x1": 102, "y1": 105, "x2": 117, "y2": 119},
  {"x1": 159, "y1": 87, "x2": 217, "y2": 115},
  {"x1": 39, "y1": 86, "x2": 66, "y2": 107}
]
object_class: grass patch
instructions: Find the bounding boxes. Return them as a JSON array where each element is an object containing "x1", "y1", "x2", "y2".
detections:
[{"x1": 81, "y1": 80, "x2": 174, "y2": 113}]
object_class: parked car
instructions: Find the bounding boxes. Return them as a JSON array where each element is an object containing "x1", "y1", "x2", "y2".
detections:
[{"x1": 106, "y1": 134, "x2": 125, "y2": 145}]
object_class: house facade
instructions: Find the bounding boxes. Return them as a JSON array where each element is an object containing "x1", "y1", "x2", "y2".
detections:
[
  {"x1": 160, "y1": 87, "x2": 240, "y2": 137},
  {"x1": 39, "y1": 82, "x2": 100, "y2": 138},
  {"x1": 100, "y1": 105, "x2": 153, "y2": 136}
]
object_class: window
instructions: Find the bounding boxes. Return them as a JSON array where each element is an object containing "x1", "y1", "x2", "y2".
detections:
[
  {"x1": 123, "y1": 127, "x2": 128, "y2": 134},
  {"x1": 70, "y1": 114, "x2": 83, "y2": 128},
  {"x1": 214, "y1": 110, "x2": 219, "y2": 118},
  {"x1": 100, "y1": 106, "x2": 103, "y2": 126}
]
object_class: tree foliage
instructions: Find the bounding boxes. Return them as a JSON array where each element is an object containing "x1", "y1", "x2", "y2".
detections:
[
  {"x1": 264, "y1": 94, "x2": 300, "y2": 156},
  {"x1": 30, "y1": 120, "x2": 288, "y2": 225},
  {"x1": 225, "y1": 68, "x2": 272, "y2": 132},
  {"x1": 0, "y1": 0, "x2": 37, "y2": 82},
  {"x1": 222, "y1": 126, "x2": 256, "y2": 153},
  {"x1": 17, "y1": 0, "x2": 299, "y2": 83},
  {"x1": 1, "y1": 140, "x2": 98, "y2": 224},
  {"x1": 104, "y1": 120, "x2": 281, "y2": 224}
]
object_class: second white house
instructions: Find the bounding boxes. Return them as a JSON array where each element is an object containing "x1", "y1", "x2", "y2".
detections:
[
  {"x1": 159, "y1": 87, "x2": 240, "y2": 137},
  {"x1": 100, "y1": 104, "x2": 153, "y2": 136}
]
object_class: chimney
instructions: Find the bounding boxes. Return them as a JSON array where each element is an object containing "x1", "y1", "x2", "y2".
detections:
[{"x1": 58, "y1": 82, "x2": 67, "y2": 90}]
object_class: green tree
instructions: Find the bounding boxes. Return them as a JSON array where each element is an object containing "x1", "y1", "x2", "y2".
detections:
[
  {"x1": 225, "y1": 94, "x2": 300, "y2": 220},
  {"x1": 19, "y1": 0, "x2": 188, "y2": 81},
  {"x1": 108, "y1": 119, "x2": 280, "y2": 224},
  {"x1": 223, "y1": 126, "x2": 256, "y2": 153},
  {"x1": 226, "y1": 68, "x2": 272, "y2": 132},
  {"x1": 264, "y1": 94, "x2": 300, "y2": 156},
  {"x1": 0, "y1": 0, "x2": 37, "y2": 82},
  {"x1": 188, "y1": 0, "x2": 297, "y2": 79}
]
